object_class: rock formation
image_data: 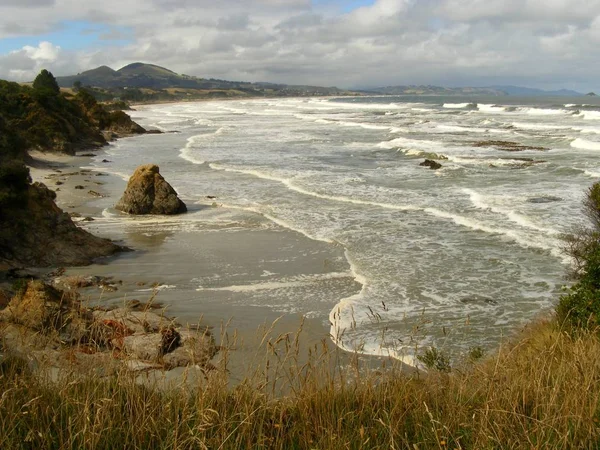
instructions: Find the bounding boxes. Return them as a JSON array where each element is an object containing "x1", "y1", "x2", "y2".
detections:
[
  {"x1": 0, "y1": 280, "x2": 218, "y2": 375},
  {"x1": 0, "y1": 182, "x2": 123, "y2": 268},
  {"x1": 115, "y1": 164, "x2": 187, "y2": 215},
  {"x1": 420, "y1": 159, "x2": 442, "y2": 170}
]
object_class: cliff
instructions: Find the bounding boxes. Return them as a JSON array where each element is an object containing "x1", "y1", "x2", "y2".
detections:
[{"x1": 0, "y1": 71, "x2": 137, "y2": 268}]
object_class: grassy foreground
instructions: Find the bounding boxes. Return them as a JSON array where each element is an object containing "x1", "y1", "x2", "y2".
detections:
[{"x1": 0, "y1": 317, "x2": 599, "y2": 449}]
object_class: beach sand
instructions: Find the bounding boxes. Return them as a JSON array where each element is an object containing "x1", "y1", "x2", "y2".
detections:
[{"x1": 27, "y1": 147, "x2": 374, "y2": 384}]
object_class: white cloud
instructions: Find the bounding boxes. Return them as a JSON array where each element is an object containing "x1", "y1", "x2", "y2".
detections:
[{"x1": 0, "y1": 0, "x2": 599, "y2": 90}]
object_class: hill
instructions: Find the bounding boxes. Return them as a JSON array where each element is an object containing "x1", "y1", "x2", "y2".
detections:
[
  {"x1": 56, "y1": 63, "x2": 352, "y2": 100},
  {"x1": 365, "y1": 85, "x2": 584, "y2": 97},
  {"x1": 487, "y1": 85, "x2": 583, "y2": 96},
  {"x1": 363, "y1": 85, "x2": 507, "y2": 96}
]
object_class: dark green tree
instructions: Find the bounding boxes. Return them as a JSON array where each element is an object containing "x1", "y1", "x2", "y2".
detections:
[{"x1": 32, "y1": 69, "x2": 60, "y2": 96}]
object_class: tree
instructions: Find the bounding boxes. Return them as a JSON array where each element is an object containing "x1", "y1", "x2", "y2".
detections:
[
  {"x1": 72, "y1": 80, "x2": 82, "y2": 92},
  {"x1": 32, "y1": 69, "x2": 60, "y2": 96}
]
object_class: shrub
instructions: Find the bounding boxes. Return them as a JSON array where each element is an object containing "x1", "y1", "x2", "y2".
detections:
[
  {"x1": 557, "y1": 181, "x2": 600, "y2": 331},
  {"x1": 32, "y1": 69, "x2": 60, "y2": 96}
]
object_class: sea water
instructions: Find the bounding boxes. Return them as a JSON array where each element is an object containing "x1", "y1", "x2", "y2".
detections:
[{"x1": 84, "y1": 95, "x2": 600, "y2": 366}]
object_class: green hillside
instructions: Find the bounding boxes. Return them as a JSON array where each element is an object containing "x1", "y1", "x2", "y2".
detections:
[{"x1": 56, "y1": 63, "x2": 354, "y2": 100}]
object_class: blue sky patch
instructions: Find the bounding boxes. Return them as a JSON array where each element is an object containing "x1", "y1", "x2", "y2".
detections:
[
  {"x1": 312, "y1": 0, "x2": 375, "y2": 13},
  {"x1": 0, "y1": 20, "x2": 133, "y2": 54}
]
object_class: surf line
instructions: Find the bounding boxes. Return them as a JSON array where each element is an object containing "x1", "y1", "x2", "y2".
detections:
[{"x1": 207, "y1": 163, "x2": 562, "y2": 257}]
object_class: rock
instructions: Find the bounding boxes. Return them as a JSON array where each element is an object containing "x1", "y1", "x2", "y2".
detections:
[
  {"x1": 472, "y1": 140, "x2": 547, "y2": 151},
  {"x1": 74, "y1": 185, "x2": 85, "y2": 189},
  {"x1": 115, "y1": 164, "x2": 187, "y2": 215},
  {"x1": 55, "y1": 180, "x2": 63, "y2": 185},
  {"x1": 206, "y1": 195, "x2": 217, "y2": 199},
  {"x1": 420, "y1": 159, "x2": 442, "y2": 170},
  {"x1": 122, "y1": 334, "x2": 165, "y2": 361},
  {"x1": 163, "y1": 328, "x2": 217, "y2": 369},
  {"x1": 527, "y1": 196, "x2": 562, "y2": 204},
  {"x1": 145, "y1": 130, "x2": 163, "y2": 135},
  {"x1": 88, "y1": 190, "x2": 103, "y2": 197},
  {"x1": 101, "y1": 159, "x2": 111, "y2": 163},
  {"x1": 83, "y1": 216, "x2": 94, "y2": 222},
  {"x1": 93, "y1": 308, "x2": 174, "y2": 334},
  {"x1": 0, "y1": 182, "x2": 124, "y2": 267}
]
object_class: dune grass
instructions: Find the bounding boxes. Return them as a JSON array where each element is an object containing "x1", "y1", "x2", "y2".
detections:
[{"x1": 0, "y1": 316, "x2": 599, "y2": 450}]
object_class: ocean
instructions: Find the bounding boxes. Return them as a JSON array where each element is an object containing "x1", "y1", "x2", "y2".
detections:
[{"x1": 80, "y1": 95, "x2": 600, "y2": 367}]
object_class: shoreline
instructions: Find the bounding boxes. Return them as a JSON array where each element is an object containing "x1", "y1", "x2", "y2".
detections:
[{"x1": 27, "y1": 139, "x2": 381, "y2": 380}]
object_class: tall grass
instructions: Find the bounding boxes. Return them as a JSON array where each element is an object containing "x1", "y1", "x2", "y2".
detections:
[{"x1": 1, "y1": 317, "x2": 599, "y2": 449}]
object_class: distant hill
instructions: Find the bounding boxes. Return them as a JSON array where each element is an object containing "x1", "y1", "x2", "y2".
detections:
[
  {"x1": 56, "y1": 63, "x2": 351, "y2": 98},
  {"x1": 363, "y1": 85, "x2": 507, "y2": 96},
  {"x1": 363, "y1": 85, "x2": 584, "y2": 97},
  {"x1": 487, "y1": 85, "x2": 583, "y2": 96}
]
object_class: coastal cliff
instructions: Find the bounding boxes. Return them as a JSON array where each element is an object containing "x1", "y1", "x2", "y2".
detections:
[{"x1": 0, "y1": 70, "x2": 144, "y2": 268}]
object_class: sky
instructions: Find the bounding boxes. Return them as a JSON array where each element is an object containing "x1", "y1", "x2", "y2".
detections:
[{"x1": 0, "y1": 0, "x2": 599, "y2": 91}]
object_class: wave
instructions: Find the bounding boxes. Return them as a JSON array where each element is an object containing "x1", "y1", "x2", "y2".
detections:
[
  {"x1": 179, "y1": 129, "x2": 224, "y2": 164},
  {"x1": 575, "y1": 126, "x2": 600, "y2": 134},
  {"x1": 570, "y1": 138, "x2": 600, "y2": 150},
  {"x1": 577, "y1": 111, "x2": 600, "y2": 120},
  {"x1": 510, "y1": 122, "x2": 570, "y2": 131},
  {"x1": 464, "y1": 188, "x2": 559, "y2": 234},
  {"x1": 209, "y1": 163, "x2": 562, "y2": 258},
  {"x1": 210, "y1": 163, "x2": 421, "y2": 213},
  {"x1": 376, "y1": 136, "x2": 445, "y2": 152},
  {"x1": 327, "y1": 251, "x2": 419, "y2": 367},
  {"x1": 519, "y1": 107, "x2": 569, "y2": 116},
  {"x1": 443, "y1": 103, "x2": 472, "y2": 109},
  {"x1": 584, "y1": 169, "x2": 600, "y2": 178},
  {"x1": 197, "y1": 272, "x2": 353, "y2": 292},
  {"x1": 477, "y1": 104, "x2": 507, "y2": 113}
]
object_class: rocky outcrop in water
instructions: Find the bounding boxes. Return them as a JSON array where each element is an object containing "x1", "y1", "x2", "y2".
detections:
[
  {"x1": 420, "y1": 159, "x2": 442, "y2": 170},
  {"x1": 115, "y1": 164, "x2": 187, "y2": 215}
]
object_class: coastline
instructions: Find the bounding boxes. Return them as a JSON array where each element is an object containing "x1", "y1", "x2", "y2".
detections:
[{"x1": 27, "y1": 140, "x2": 372, "y2": 381}]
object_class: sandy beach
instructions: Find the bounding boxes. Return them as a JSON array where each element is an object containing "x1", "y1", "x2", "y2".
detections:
[{"x1": 28, "y1": 145, "x2": 366, "y2": 382}]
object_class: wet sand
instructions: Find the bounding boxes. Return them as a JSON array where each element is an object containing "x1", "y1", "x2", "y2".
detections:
[{"x1": 27, "y1": 147, "x2": 378, "y2": 382}]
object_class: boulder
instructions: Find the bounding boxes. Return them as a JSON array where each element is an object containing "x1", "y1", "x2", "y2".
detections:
[
  {"x1": 420, "y1": 159, "x2": 442, "y2": 170},
  {"x1": 162, "y1": 328, "x2": 217, "y2": 369},
  {"x1": 115, "y1": 164, "x2": 187, "y2": 215}
]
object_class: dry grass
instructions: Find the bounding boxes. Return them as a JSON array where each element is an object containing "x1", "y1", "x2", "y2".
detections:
[{"x1": 0, "y1": 317, "x2": 600, "y2": 449}]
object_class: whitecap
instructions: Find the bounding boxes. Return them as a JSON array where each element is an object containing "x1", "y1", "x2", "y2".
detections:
[{"x1": 570, "y1": 138, "x2": 600, "y2": 150}]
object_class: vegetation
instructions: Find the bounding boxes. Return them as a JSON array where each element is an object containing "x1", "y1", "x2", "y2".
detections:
[
  {"x1": 0, "y1": 70, "x2": 139, "y2": 266},
  {"x1": 0, "y1": 312, "x2": 599, "y2": 449},
  {"x1": 1, "y1": 177, "x2": 600, "y2": 447},
  {"x1": 33, "y1": 69, "x2": 61, "y2": 97},
  {"x1": 55, "y1": 62, "x2": 355, "y2": 104},
  {"x1": 3, "y1": 69, "x2": 600, "y2": 448},
  {"x1": 556, "y1": 182, "x2": 600, "y2": 331}
]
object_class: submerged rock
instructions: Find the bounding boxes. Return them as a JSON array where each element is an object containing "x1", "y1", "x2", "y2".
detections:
[
  {"x1": 420, "y1": 159, "x2": 442, "y2": 170},
  {"x1": 115, "y1": 164, "x2": 187, "y2": 215}
]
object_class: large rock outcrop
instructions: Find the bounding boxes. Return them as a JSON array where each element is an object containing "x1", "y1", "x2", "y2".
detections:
[
  {"x1": 115, "y1": 164, "x2": 187, "y2": 215},
  {"x1": 0, "y1": 280, "x2": 218, "y2": 375},
  {"x1": 0, "y1": 182, "x2": 123, "y2": 268}
]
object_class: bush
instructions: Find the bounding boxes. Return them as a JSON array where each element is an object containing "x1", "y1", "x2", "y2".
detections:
[
  {"x1": 32, "y1": 69, "x2": 60, "y2": 97},
  {"x1": 0, "y1": 160, "x2": 31, "y2": 209},
  {"x1": 557, "y1": 182, "x2": 600, "y2": 331}
]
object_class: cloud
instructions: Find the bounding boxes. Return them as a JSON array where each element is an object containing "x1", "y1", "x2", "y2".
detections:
[
  {"x1": 0, "y1": 0, "x2": 599, "y2": 90},
  {"x1": 0, "y1": 42, "x2": 77, "y2": 81}
]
